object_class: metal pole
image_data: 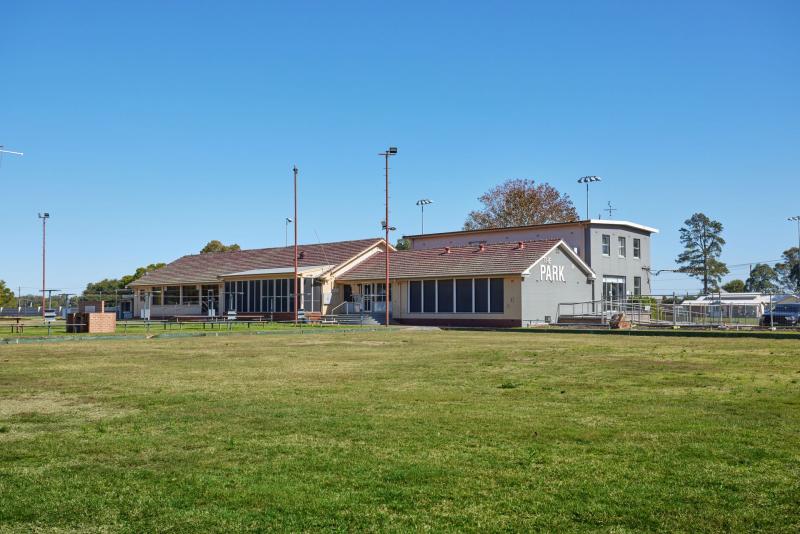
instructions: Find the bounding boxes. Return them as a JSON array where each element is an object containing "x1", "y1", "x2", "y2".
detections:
[
  {"x1": 421, "y1": 203, "x2": 424, "y2": 235},
  {"x1": 385, "y1": 152, "x2": 390, "y2": 327},
  {"x1": 41, "y1": 216, "x2": 46, "y2": 319},
  {"x1": 586, "y1": 182, "x2": 589, "y2": 220},
  {"x1": 293, "y1": 166, "x2": 298, "y2": 325}
]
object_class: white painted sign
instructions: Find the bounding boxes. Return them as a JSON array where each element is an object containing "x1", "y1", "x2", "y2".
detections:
[{"x1": 540, "y1": 258, "x2": 566, "y2": 282}]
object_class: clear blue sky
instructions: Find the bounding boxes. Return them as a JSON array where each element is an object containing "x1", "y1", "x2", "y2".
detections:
[{"x1": 1, "y1": 0, "x2": 798, "y2": 296}]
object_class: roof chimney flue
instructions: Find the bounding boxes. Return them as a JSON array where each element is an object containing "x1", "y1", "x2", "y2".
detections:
[
  {"x1": 479, "y1": 243, "x2": 486, "y2": 252},
  {"x1": 444, "y1": 247, "x2": 451, "y2": 254},
  {"x1": 517, "y1": 241, "x2": 525, "y2": 250}
]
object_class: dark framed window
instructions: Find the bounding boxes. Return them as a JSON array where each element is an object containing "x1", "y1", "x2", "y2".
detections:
[
  {"x1": 489, "y1": 278, "x2": 504, "y2": 313},
  {"x1": 237, "y1": 281, "x2": 245, "y2": 312},
  {"x1": 633, "y1": 238, "x2": 641, "y2": 259},
  {"x1": 164, "y1": 286, "x2": 180, "y2": 305},
  {"x1": 602, "y1": 234, "x2": 610, "y2": 256},
  {"x1": 182, "y1": 285, "x2": 199, "y2": 305},
  {"x1": 474, "y1": 278, "x2": 488, "y2": 313},
  {"x1": 409, "y1": 281, "x2": 422, "y2": 313},
  {"x1": 633, "y1": 276, "x2": 642, "y2": 296},
  {"x1": 456, "y1": 279, "x2": 473, "y2": 313},
  {"x1": 249, "y1": 281, "x2": 256, "y2": 312},
  {"x1": 437, "y1": 279, "x2": 454, "y2": 313},
  {"x1": 423, "y1": 280, "x2": 436, "y2": 312},
  {"x1": 151, "y1": 287, "x2": 162, "y2": 306}
]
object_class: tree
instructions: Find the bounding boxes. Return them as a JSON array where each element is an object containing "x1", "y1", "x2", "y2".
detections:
[
  {"x1": 675, "y1": 213, "x2": 729, "y2": 294},
  {"x1": 200, "y1": 240, "x2": 241, "y2": 254},
  {"x1": 745, "y1": 264, "x2": 778, "y2": 293},
  {"x1": 0, "y1": 280, "x2": 16, "y2": 307},
  {"x1": 775, "y1": 247, "x2": 799, "y2": 293},
  {"x1": 721, "y1": 279, "x2": 745, "y2": 293},
  {"x1": 463, "y1": 179, "x2": 578, "y2": 230},
  {"x1": 83, "y1": 263, "x2": 166, "y2": 297},
  {"x1": 394, "y1": 238, "x2": 410, "y2": 251}
]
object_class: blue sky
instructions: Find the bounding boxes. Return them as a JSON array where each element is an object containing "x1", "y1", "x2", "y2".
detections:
[{"x1": 1, "y1": 0, "x2": 798, "y2": 296}]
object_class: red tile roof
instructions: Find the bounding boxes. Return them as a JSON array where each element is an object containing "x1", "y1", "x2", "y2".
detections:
[
  {"x1": 338, "y1": 239, "x2": 566, "y2": 280},
  {"x1": 129, "y1": 238, "x2": 384, "y2": 286}
]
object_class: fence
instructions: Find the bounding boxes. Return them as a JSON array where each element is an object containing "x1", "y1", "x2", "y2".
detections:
[{"x1": 557, "y1": 294, "x2": 799, "y2": 329}]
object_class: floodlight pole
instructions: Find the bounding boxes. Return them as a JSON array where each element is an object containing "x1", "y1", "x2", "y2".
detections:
[
  {"x1": 293, "y1": 166, "x2": 299, "y2": 325},
  {"x1": 380, "y1": 148, "x2": 397, "y2": 327},
  {"x1": 416, "y1": 199, "x2": 433, "y2": 234},
  {"x1": 38, "y1": 213, "x2": 50, "y2": 320},
  {"x1": 789, "y1": 216, "x2": 800, "y2": 255},
  {"x1": 577, "y1": 176, "x2": 601, "y2": 220}
]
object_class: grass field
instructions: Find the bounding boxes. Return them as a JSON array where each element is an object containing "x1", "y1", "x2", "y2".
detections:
[{"x1": 1, "y1": 330, "x2": 799, "y2": 532}]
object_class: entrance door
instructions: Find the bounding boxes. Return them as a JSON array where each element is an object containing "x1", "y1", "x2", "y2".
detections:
[{"x1": 602, "y1": 276, "x2": 626, "y2": 311}]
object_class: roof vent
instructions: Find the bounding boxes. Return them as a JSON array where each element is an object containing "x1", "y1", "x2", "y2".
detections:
[
  {"x1": 479, "y1": 244, "x2": 486, "y2": 252},
  {"x1": 444, "y1": 247, "x2": 451, "y2": 254},
  {"x1": 517, "y1": 241, "x2": 525, "y2": 250}
]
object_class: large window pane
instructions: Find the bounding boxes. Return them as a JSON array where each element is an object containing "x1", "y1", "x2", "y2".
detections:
[
  {"x1": 164, "y1": 286, "x2": 180, "y2": 305},
  {"x1": 181, "y1": 285, "x2": 199, "y2": 305},
  {"x1": 474, "y1": 278, "x2": 488, "y2": 313},
  {"x1": 423, "y1": 280, "x2": 436, "y2": 313},
  {"x1": 456, "y1": 279, "x2": 473, "y2": 313},
  {"x1": 437, "y1": 279, "x2": 454, "y2": 313},
  {"x1": 409, "y1": 281, "x2": 422, "y2": 313},
  {"x1": 489, "y1": 278, "x2": 504, "y2": 313}
]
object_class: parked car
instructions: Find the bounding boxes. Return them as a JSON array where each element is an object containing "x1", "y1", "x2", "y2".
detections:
[{"x1": 760, "y1": 303, "x2": 800, "y2": 326}]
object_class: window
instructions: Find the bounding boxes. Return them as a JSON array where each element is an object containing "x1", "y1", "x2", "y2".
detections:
[
  {"x1": 633, "y1": 276, "x2": 642, "y2": 296},
  {"x1": 423, "y1": 280, "x2": 436, "y2": 312},
  {"x1": 456, "y1": 279, "x2": 473, "y2": 313},
  {"x1": 618, "y1": 237, "x2": 626, "y2": 258},
  {"x1": 182, "y1": 285, "x2": 199, "y2": 305},
  {"x1": 151, "y1": 287, "x2": 162, "y2": 306},
  {"x1": 409, "y1": 281, "x2": 422, "y2": 313},
  {"x1": 602, "y1": 234, "x2": 611, "y2": 256},
  {"x1": 474, "y1": 278, "x2": 488, "y2": 313},
  {"x1": 633, "y1": 238, "x2": 641, "y2": 259},
  {"x1": 490, "y1": 278, "x2": 504, "y2": 313},
  {"x1": 164, "y1": 286, "x2": 180, "y2": 305},
  {"x1": 437, "y1": 279, "x2": 454, "y2": 312}
]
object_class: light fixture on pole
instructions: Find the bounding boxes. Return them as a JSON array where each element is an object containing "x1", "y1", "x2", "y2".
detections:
[
  {"x1": 0, "y1": 146, "x2": 24, "y2": 156},
  {"x1": 38, "y1": 212, "x2": 50, "y2": 320},
  {"x1": 789, "y1": 216, "x2": 800, "y2": 256},
  {"x1": 379, "y1": 147, "x2": 398, "y2": 327},
  {"x1": 415, "y1": 198, "x2": 433, "y2": 234},
  {"x1": 577, "y1": 175, "x2": 602, "y2": 220},
  {"x1": 285, "y1": 217, "x2": 292, "y2": 247}
]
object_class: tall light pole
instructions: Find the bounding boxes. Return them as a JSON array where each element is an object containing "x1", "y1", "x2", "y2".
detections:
[
  {"x1": 293, "y1": 166, "x2": 299, "y2": 325},
  {"x1": 380, "y1": 147, "x2": 398, "y2": 327},
  {"x1": 416, "y1": 198, "x2": 433, "y2": 234},
  {"x1": 789, "y1": 216, "x2": 800, "y2": 254},
  {"x1": 285, "y1": 217, "x2": 292, "y2": 247},
  {"x1": 38, "y1": 212, "x2": 50, "y2": 319},
  {"x1": 577, "y1": 176, "x2": 602, "y2": 220}
]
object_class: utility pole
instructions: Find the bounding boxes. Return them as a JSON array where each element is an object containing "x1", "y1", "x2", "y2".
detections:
[
  {"x1": 380, "y1": 147, "x2": 398, "y2": 327},
  {"x1": 38, "y1": 213, "x2": 50, "y2": 319},
  {"x1": 293, "y1": 166, "x2": 299, "y2": 325}
]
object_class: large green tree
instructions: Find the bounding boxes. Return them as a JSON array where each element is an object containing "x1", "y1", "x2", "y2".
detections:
[
  {"x1": 200, "y1": 240, "x2": 241, "y2": 254},
  {"x1": 83, "y1": 263, "x2": 166, "y2": 297},
  {"x1": 745, "y1": 264, "x2": 778, "y2": 293},
  {"x1": 463, "y1": 179, "x2": 578, "y2": 230},
  {"x1": 774, "y1": 247, "x2": 799, "y2": 293},
  {"x1": 0, "y1": 280, "x2": 16, "y2": 307},
  {"x1": 676, "y1": 213, "x2": 729, "y2": 294},
  {"x1": 721, "y1": 279, "x2": 746, "y2": 293}
]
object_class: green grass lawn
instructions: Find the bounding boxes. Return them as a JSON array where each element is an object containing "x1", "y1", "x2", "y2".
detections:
[{"x1": 1, "y1": 331, "x2": 798, "y2": 532}]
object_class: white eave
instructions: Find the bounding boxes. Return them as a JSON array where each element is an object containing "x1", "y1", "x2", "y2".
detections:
[{"x1": 587, "y1": 219, "x2": 659, "y2": 234}]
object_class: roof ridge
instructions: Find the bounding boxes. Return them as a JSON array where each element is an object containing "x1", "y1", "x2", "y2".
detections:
[{"x1": 179, "y1": 237, "x2": 384, "y2": 258}]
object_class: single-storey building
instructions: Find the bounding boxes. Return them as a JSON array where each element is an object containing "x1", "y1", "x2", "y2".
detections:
[
  {"x1": 334, "y1": 239, "x2": 596, "y2": 327},
  {"x1": 128, "y1": 238, "x2": 392, "y2": 320}
]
